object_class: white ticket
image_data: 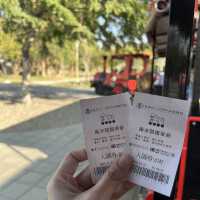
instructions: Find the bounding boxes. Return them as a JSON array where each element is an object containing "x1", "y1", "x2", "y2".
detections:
[
  {"x1": 127, "y1": 92, "x2": 190, "y2": 196},
  {"x1": 80, "y1": 92, "x2": 190, "y2": 196},
  {"x1": 80, "y1": 93, "x2": 130, "y2": 183}
]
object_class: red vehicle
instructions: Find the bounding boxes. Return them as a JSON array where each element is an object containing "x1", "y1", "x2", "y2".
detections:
[{"x1": 91, "y1": 53, "x2": 150, "y2": 95}]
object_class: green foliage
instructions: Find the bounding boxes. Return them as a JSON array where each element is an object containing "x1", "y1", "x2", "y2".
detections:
[
  {"x1": 0, "y1": 0, "x2": 46, "y2": 41},
  {"x1": 47, "y1": 40, "x2": 74, "y2": 68},
  {"x1": 0, "y1": 0, "x2": 93, "y2": 41},
  {"x1": 0, "y1": 31, "x2": 21, "y2": 60},
  {"x1": 96, "y1": 0, "x2": 148, "y2": 49},
  {"x1": 0, "y1": 0, "x2": 148, "y2": 76},
  {"x1": 79, "y1": 39, "x2": 102, "y2": 71}
]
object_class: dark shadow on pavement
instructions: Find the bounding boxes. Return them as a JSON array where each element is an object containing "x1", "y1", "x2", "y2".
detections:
[
  {"x1": 0, "y1": 101, "x2": 81, "y2": 134},
  {"x1": 0, "y1": 83, "x2": 95, "y2": 103}
]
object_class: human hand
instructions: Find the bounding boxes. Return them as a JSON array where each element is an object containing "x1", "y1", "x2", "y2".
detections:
[{"x1": 47, "y1": 149, "x2": 134, "y2": 200}]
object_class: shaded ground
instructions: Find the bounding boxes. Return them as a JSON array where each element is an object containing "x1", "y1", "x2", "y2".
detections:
[
  {"x1": 0, "y1": 100, "x2": 81, "y2": 133},
  {"x1": 0, "y1": 83, "x2": 96, "y2": 133},
  {"x1": 0, "y1": 83, "x2": 147, "y2": 200},
  {"x1": 0, "y1": 83, "x2": 94, "y2": 102},
  {"x1": 0, "y1": 84, "x2": 96, "y2": 200}
]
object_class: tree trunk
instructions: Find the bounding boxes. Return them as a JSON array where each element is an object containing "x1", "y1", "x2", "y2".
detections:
[
  {"x1": 41, "y1": 60, "x2": 47, "y2": 77},
  {"x1": 75, "y1": 40, "x2": 80, "y2": 83},
  {"x1": 21, "y1": 40, "x2": 32, "y2": 104},
  {"x1": 58, "y1": 61, "x2": 65, "y2": 76},
  {"x1": 35, "y1": 63, "x2": 41, "y2": 76},
  {"x1": 83, "y1": 60, "x2": 90, "y2": 81}
]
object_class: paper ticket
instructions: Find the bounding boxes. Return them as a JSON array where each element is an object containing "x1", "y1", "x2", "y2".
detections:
[
  {"x1": 127, "y1": 92, "x2": 190, "y2": 196},
  {"x1": 80, "y1": 93, "x2": 130, "y2": 183},
  {"x1": 80, "y1": 92, "x2": 190, "y2": 196}
]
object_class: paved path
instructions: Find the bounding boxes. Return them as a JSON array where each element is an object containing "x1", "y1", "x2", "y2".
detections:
[
  {"x1": 0, "y1": 85, "x2": 146, "y2": 199},
  {"x1": 0, "y1": 83, "x2": 97, "y2": 133},
  {"x1": 0, "y1": 123, "x2": 146, "y2": 200},
  {"x1": 0, "y1": 124, "x2": 85, "y2": 200}
]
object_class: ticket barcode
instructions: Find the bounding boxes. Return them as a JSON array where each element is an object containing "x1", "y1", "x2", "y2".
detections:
[
  {"x1": 94, "y1": 166, "x2": 109, "y2": 177},
  {"x1": 132, "y1": 165, "x2": 170, "y2": 184}
]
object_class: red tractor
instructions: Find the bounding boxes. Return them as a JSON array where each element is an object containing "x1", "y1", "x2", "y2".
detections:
[{"x1": 91, "y1": 53, "x2": 150, "y2": 95}]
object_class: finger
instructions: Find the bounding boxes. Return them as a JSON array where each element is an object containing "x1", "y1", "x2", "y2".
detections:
[
  {"x1": 57, "y1": 149, "x2": 88, "y2": 177},
  {"x1": 51, "y1": 149, "x2": 88, "y2": 192},
  {"x1": 75, "y1": 166, "x2": 94, "y2": 190},
  {"x1": 94, "y1": 154, "x2": 134, "y2": 199},
  {"x1": 111, "y1": 181, "x2": 134, "y2": 200}
]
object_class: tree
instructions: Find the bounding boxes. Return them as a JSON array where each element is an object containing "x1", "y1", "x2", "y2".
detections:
[
  {"x1": 0, "y1": 0, "x2": 94, "y2": 102},
  {"x1": 90, "y1": 0, "x2": 148, "y2": 50},
  {"x1": 0, "y1": 0, "x2": 148, "y2": 102},
  {"x1": 61, "y1": 0, "x2": 148, "y2": 77}
]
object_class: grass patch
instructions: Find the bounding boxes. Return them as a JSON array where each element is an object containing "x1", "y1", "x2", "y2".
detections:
[{"x1": 0, "y1": 75, "x2": 21, "y2": 83}]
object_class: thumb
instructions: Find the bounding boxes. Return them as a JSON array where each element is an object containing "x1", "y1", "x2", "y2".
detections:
[{"x1": 94, "y1": 154, "x2": 133, "y2": 199}]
